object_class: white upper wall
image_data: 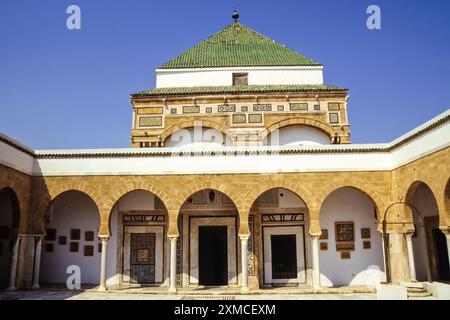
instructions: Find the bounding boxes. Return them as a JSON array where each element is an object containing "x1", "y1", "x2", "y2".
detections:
[
  {"x1": 267, "y1": 125, "x2": 331, "y2": 146},
  {"x1": 155, "y1": 66, "x2": 324, "y2": 88},
  {"x1": 0, "y1": 133, "x2": 35, "y2": 175}
]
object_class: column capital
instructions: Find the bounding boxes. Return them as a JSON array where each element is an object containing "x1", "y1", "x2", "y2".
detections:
[
  {"x1": 404, "y1": 232, "x2": 414, "y2": 240},
  {"x1": 239, "y1": 235, "x2": 249, "y2": 241},
  {"x1": 98, "y1": 236, "x2": 110, "y2": 241},
  {"x1": 168, "y1": 235, "x2": 179, "y2": 240},
  {"x1": 309, "y1": 233, "x2": 321, "y2": 239}
]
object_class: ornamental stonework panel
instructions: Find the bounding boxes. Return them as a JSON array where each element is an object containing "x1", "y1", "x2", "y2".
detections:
[
  {"x1": 247, "y1": 215, "x2": 255, "y2": 275},
  {"x1": 176, "y1": 218, "x2": 183, "y2": 287},
  {"x1": 139, "y1": 116, "x2": 163, "y2": 127}
]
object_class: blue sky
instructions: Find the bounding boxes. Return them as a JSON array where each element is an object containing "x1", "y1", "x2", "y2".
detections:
[{"x1": 0, "y1": 0, "x2": 449, "y2": 149}]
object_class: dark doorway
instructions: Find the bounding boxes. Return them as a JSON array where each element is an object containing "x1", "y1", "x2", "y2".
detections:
[
  {"x1": 199, "y1": 226, "x2": 228, "y2": 286},
  {"x1": 432, "y1": 228, "x2": 450, "y2": 281},
  {"x1": 271, "y1": 235, "x2": 297, "y2": 279}
]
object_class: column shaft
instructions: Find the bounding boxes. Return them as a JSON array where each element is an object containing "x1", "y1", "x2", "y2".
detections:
[
  {"x1": 32, "y1": 236, "x2": 44, "y2": 289},
  {"x1": 240, "y1": 236, "x2": 249, "y2": 291},
  {"x1": 7, "y1": 236, "x2": 21, "y2": 291},
  {"x1": 98, "y1": 237, "x2": 108, "y2": 291},
  {"x1": 405, "y1": 234, "x2": 416, "y2": 281},
  {"x1": 311, "y1": 235, "x2": 320, "y2": 288},
  {"x1": 168, "y1": 236, "x2": 178, "y2": 292}
]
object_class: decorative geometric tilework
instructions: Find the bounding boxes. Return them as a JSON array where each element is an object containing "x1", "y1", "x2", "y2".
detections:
[
  {"x1": 290, "y1": 103, "x2": 308, "y2": 111},
  {"x1": 248, "y1": 114, "x2": 262, "y2": 123},
  {"x1": 218, "y1": 105, "x2": 236, "y2": 112},
  {"x1": 232, "y1": 114, "x2": 246, "y2": 124},
  {"x1": 176, "y1": 218, "x2": 183, "y2": 287},
  {"x1": 171, "y1": 108, "x2": 177, "y2": 114},
  {"x1": 247, "y1": 215, "x2": 255, "y2": 276},
  {"x1": 136, "y1": 249, "x2": 149, "y2": 262},
  {"x1": 137, "y1": 107, "x2": 163, "y2": 114},
  {"x1": 329, "y1": 112, "x2": 339, "y2": 124},
  {"x1": 328, "y1": 103, "x2": 340, "y2": 111},
  {"x1": 205, "y1": 107, "x2": 212, "y2": 113},
  {"x1": 241, "y1": 106, "x2": 248, "y2": 112},
  {"x1": 314, "y1": 104, "x2": 321, "y2": 111},
  {"x1": 182, "y1": 106, "x2": 200, "y2": 113},
  {"x1": 253, "y1": 104, "x2": 272, "y2": 111},
  {"x1": 255, "y1": 189, "x2": 278, "y2": 207},
  {"x1": 277, "y1": 105, "x2": 284, "y2": 111},
  {"x1": 139, "y1": 116, "x2": 163, "y2": 127},
  {"x1": 262, "y1": 213, "x2": 304, "y2": 222}
]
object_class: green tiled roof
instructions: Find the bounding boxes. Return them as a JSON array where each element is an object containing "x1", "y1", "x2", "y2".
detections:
[
  {"x1": 131, "y1": 84, "x2": 346, "y2": 98},
  {"x1": 158, "y1": 23, "x2": 321, "y2": 69}
]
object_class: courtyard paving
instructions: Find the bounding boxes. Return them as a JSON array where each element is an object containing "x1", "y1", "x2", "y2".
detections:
[{"x1": 0, "y1": 289, "x2": 382, "y2": 300}]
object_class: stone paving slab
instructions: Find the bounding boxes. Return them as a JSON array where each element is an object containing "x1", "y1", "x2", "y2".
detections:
[{"x1": 0, "y1": 290, "x2": 378, "y2": 300}]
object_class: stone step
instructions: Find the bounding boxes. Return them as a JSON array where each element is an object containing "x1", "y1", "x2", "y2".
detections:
[
  {"x1": 407, "y1": 287, "x2": 427, "y2": 293},
  {"x1": 400, "y1": 281, "x2": 425, "y2": 289},
  {"x1": 407, "y1": 290, "x2": 432, "y2": 298}
]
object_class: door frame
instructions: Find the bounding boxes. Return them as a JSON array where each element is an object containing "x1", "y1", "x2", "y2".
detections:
[
  {"x1": 189, "y1": 216, "x2": 237, "y2": 286},
  {"x1": 262, "y1": 225, "x2": 306, "y2": 285},
  {"x1": 122, "y1": 225, "x2": 164, "y2": 285}
]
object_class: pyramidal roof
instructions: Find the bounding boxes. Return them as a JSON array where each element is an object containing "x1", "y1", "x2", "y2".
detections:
[{"x1": 158, "y1": 22, "x2": 321, "y2": 69}]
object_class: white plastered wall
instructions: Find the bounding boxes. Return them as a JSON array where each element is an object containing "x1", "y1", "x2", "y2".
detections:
[
  {"x1": 266, "y1": 125, "x2": 331, "y2": 146},
  {"x1": 319, "y1": 187, "x2": 385, "y2": 287},
  {"x1": 164, "y1": 127, "x2": 233, "y2": 148},
  {"x1": 40, "y1": 191, "x2": 101, "y2": 284},
  {"x1": 156, "y1": 66, "x2": 324, "y2": 88}
]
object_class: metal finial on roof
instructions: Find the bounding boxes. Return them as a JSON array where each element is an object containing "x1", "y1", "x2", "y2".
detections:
[{"x1": 232, "y1": 9, "x2": 239, "y2": 22}]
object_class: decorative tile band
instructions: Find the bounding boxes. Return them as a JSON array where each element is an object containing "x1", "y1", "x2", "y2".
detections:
[
  {"x1": 290, "y1": 103, "x2": 308, "y2": 111},
  {"x1": 329, "y1": 112, "x2": 339, "y2": 124},
  {"x1": 328, "y1": 103, "x2": 340, "y2": 111},
  {"x1": 247, "y1": 215, "x2": 255, "y2": 276},
  {"x1": 182, "y1": 106, "x2": 200, "y2": 113},
  {"x1": 248, "y1": 114, "x2": 262, "y2": 124},
  {"x1": 232, "y1": 114, "x2": 246, "y2": 124},
  {"x1": 137, "y1": 107, "x2": 163, "y2": 115},
  {"x1": 253, "y1": 104, "x2": 272, "y2": 112},
  {"x1": 218, "y1": 105, "x2": 236, "y2": 112},
  {"x1": 139, "y1": 116, "x2": 163, "y2": 127},
  {"x1": 176, "y1": 218, "x2": 183, "y2": 287}
]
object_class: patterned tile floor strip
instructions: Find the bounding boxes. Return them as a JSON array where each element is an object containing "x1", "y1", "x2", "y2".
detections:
[{"x1": 181, "y1": 295, "x2": 235, "y2": 300}]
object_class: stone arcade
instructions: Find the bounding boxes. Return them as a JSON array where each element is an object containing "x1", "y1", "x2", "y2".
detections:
[{"x1": 0, "y1": 13, "x2": 449, "y2": 293}]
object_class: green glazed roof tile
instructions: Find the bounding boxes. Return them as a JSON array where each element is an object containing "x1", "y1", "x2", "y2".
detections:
[
  {"x1": 131, "y1": 84, "x2": 346, "y2": 98},
  {"x1": 158, "y1": 23, "x2": 321, "y2": 69}
]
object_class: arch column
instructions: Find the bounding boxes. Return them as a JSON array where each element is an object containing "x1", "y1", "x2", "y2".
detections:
[
  {"x1": 168, "y1": 235, "x2": 178, "y2": 292},
  {"x1": 98, "y1": 236, "x2": 109, "y2": 291},
  {"x1": 309, "y1": 207, "x2": 321, "y2": 289},
  {"x1": 404, "y1": 233, "x2": 417, "y2": 282},
  {"x1": 6, "y1": 235, "x2": 21, "y2": 291},
  {"x1": 239, "y1": 235, "x2": 249, "y2": 292},
  {"x1": 32, "y1": 235, "x2": 44, "y2": 289}
]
